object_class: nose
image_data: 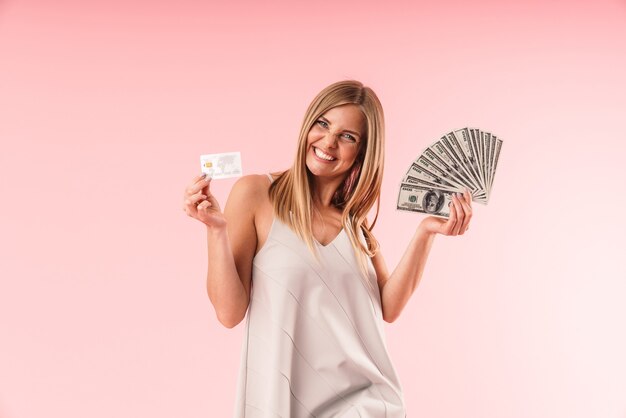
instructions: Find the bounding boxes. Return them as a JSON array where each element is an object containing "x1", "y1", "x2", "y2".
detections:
[{"x1": 322, "y1": 132, "x2": 339, "y2": 148}]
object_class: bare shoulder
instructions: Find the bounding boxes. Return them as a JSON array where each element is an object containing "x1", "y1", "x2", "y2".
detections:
[
  {"x1": 225, "y1": 173, "x2": 275, "y2": 258},
  {"x1": 225, "y1": 175, "x2": 270, "y2": 210},
  {"x1": 225, "y1": 173, "x2": 275, "y2": 225},
  {"x1": 230, "y1": 174, "x2": 269, "y2": 196}
]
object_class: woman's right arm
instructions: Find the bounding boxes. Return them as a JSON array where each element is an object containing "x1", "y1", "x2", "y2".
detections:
[
  {"x1": 206, "y1": 175, "x2": 259, "y2": 328},
  {"x1": 184, "y1": 173, "x2": 259, "y2": 328}
]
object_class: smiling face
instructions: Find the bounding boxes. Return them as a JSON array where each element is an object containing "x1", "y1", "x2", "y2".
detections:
[{"x1": 305, "y1": 104, "x2": 366, "y2": 180}]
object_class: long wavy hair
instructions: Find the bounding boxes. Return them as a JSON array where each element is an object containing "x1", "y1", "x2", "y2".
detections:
[{"x1": 268, "y1": 80, "x2": 385, "y2": 292}]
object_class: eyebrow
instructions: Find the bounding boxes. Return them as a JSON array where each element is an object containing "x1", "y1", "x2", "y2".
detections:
[{"x1": 319, "y1": 116, "x2": 362, "y2": 137}]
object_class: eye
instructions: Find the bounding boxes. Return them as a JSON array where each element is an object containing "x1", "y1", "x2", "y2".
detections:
[
  {"x1": 342, "y1": 133, "x2": 357, "y2": 142},
  {"x1": 316, "y1": 120, "x2": 328, "y2": 128}
]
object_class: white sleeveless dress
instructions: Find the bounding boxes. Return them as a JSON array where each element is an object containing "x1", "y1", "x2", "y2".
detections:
[{"x1": 233, "y1": 173, "x2": 407, "y2": 417}]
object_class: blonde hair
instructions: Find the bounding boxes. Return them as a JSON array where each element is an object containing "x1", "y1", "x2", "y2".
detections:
[{"x1": 268, "y1": 79, "x2": 385, "y2": 293}]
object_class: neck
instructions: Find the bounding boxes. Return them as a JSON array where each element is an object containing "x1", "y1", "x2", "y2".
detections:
[{"x1": 310, "y1": 175, "x2": 345, "y2": 209}]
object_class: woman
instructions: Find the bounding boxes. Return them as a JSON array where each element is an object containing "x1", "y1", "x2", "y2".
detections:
[{"x1": 182, "y1": 80, "x2": 472, "y2": 417}]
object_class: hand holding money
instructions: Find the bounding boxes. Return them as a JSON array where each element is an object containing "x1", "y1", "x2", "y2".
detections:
[
  {"x1": 182, "y1": 172, "x2": 226, "y2": 230},
  {"x1": 417, "y1": 188, "x2": 473, "y2": 236},
  {"x1": 398, "y1": 127, "x2": 502, "y2": 219}
]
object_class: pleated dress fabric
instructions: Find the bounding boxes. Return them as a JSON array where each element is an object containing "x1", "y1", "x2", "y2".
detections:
[{"x1": 233, "y1": 173, "x2": 406, "y2": 417}]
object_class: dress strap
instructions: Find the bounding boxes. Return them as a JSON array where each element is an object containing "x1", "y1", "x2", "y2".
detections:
[{"x1": 266, "y1": 173, "x2": 274, "y2": 183}]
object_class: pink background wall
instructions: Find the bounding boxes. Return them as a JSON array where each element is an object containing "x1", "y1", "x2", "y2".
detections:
[{"x1": 1, "y1": 0, "x2": 625, "y2": 417}]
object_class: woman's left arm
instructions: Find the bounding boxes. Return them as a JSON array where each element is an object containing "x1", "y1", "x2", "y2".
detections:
[{"x1": 373, "y1": 188, "x2": 473, "y2": 323}]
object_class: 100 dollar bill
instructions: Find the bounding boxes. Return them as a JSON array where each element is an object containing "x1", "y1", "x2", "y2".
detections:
[{"x1": 397, "y1": 183, "x2": 458, "y2": 219}]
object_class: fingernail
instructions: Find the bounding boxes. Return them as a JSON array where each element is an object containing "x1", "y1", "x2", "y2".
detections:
[
  {"x1": 200, "y1": 172, "x2": 207, "y2": 178},
  {"x1": 456, "y1": 192, "x2": 462, "y2": 197}
]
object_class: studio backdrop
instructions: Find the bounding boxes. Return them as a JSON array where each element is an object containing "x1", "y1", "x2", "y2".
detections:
[{"x1": 1, "y1": 0, "x2": 625, "y2": 417}]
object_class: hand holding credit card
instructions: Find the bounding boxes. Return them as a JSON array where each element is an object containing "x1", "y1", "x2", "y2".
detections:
[{"x1": 200, "y1": 152, "x2": 243, "y2": 179}]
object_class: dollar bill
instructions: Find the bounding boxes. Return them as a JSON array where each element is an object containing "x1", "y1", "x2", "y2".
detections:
[
  {"x1": 402, "y1": 175, "x2": 462, "y2": 193},
  {"x1": 398, "y1": 127, "x2": 503, "y2": 215},
  {"x1": 422, "y1": 147, "x2": 476, "y2": 195},
  {"x1": 483, "y1": 131, "x2": 491, "y2": 195},
  {"x1": 429, "y1": 142, "x2": 485, "y2": 201},
  {"x1": 404, "y1": 162, "x2": 461, "y2": 190},
  {"x1": 452, "y1": 128, "x2": 487, "y2": 193},
  {"x1": 200, "y1": 152, "x2": 242, "y2": 179},
  {"x1": 397, "y1": 183, "x2": 456, "y2": 219},
  {"x1": 488, "y1": 136, "x2": 503, "y2": 201},
  {"x1": 413, "y1": 154, "x2": 466, "y2": 190}
]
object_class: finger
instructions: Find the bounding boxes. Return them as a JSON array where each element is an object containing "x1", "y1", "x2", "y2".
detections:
[
  {"x1": 192, "y1": 193, "x2": 208, "y2": 205},
  {"x1": 201, "y1": 176, "x2": 212, "y2": 196},
  {"x1": 205, "y1": 194, "x2": 218, "y2": 208},
  {"x1": 197, "y1": 200, "x2": 211, "y2": 210},
  {"x1": 463, "y1": 188, "x2": 472, "y2": 205},
  {"x1": 445, "y1": 197, "x2": 458, "y2": 235},
  {"x1": 451, "y1": 194, "x2": 464, "y2": 235},
  {"x1": 460, "y1": 219, "x2": 471, "y2": 234},
  {"x1": 200, "y1": 175, "x2": 212, "y2": 193},
  {"x1": 456, "y1": 192, "x2": 473, "y2": 235},
  {"x1": 193, "y1": 172, "x2": 207, "y2": 183},
  {"x1": 187, "y1": 173, "x2": 208, "y2": 193},
  {"x1": 183, "y1": 192, "x2": 207, "y2": 212},
  {"x1": 186, "y1": 175, "x2": 212, "y2": 197}
]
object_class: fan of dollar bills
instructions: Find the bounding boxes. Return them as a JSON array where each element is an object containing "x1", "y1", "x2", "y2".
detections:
[{"x1": 397, "y1": 127, "x2": 503, "y2": 219}]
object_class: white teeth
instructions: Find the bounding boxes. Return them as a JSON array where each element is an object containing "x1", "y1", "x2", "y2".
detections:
[{"x1": 314, "y1": 147, "x2": 335, "y2": 161}]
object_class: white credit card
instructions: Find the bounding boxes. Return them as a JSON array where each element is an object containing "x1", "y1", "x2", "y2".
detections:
[{"x1": 200, "y1": 152, "x2": 242, "y2": 179}]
